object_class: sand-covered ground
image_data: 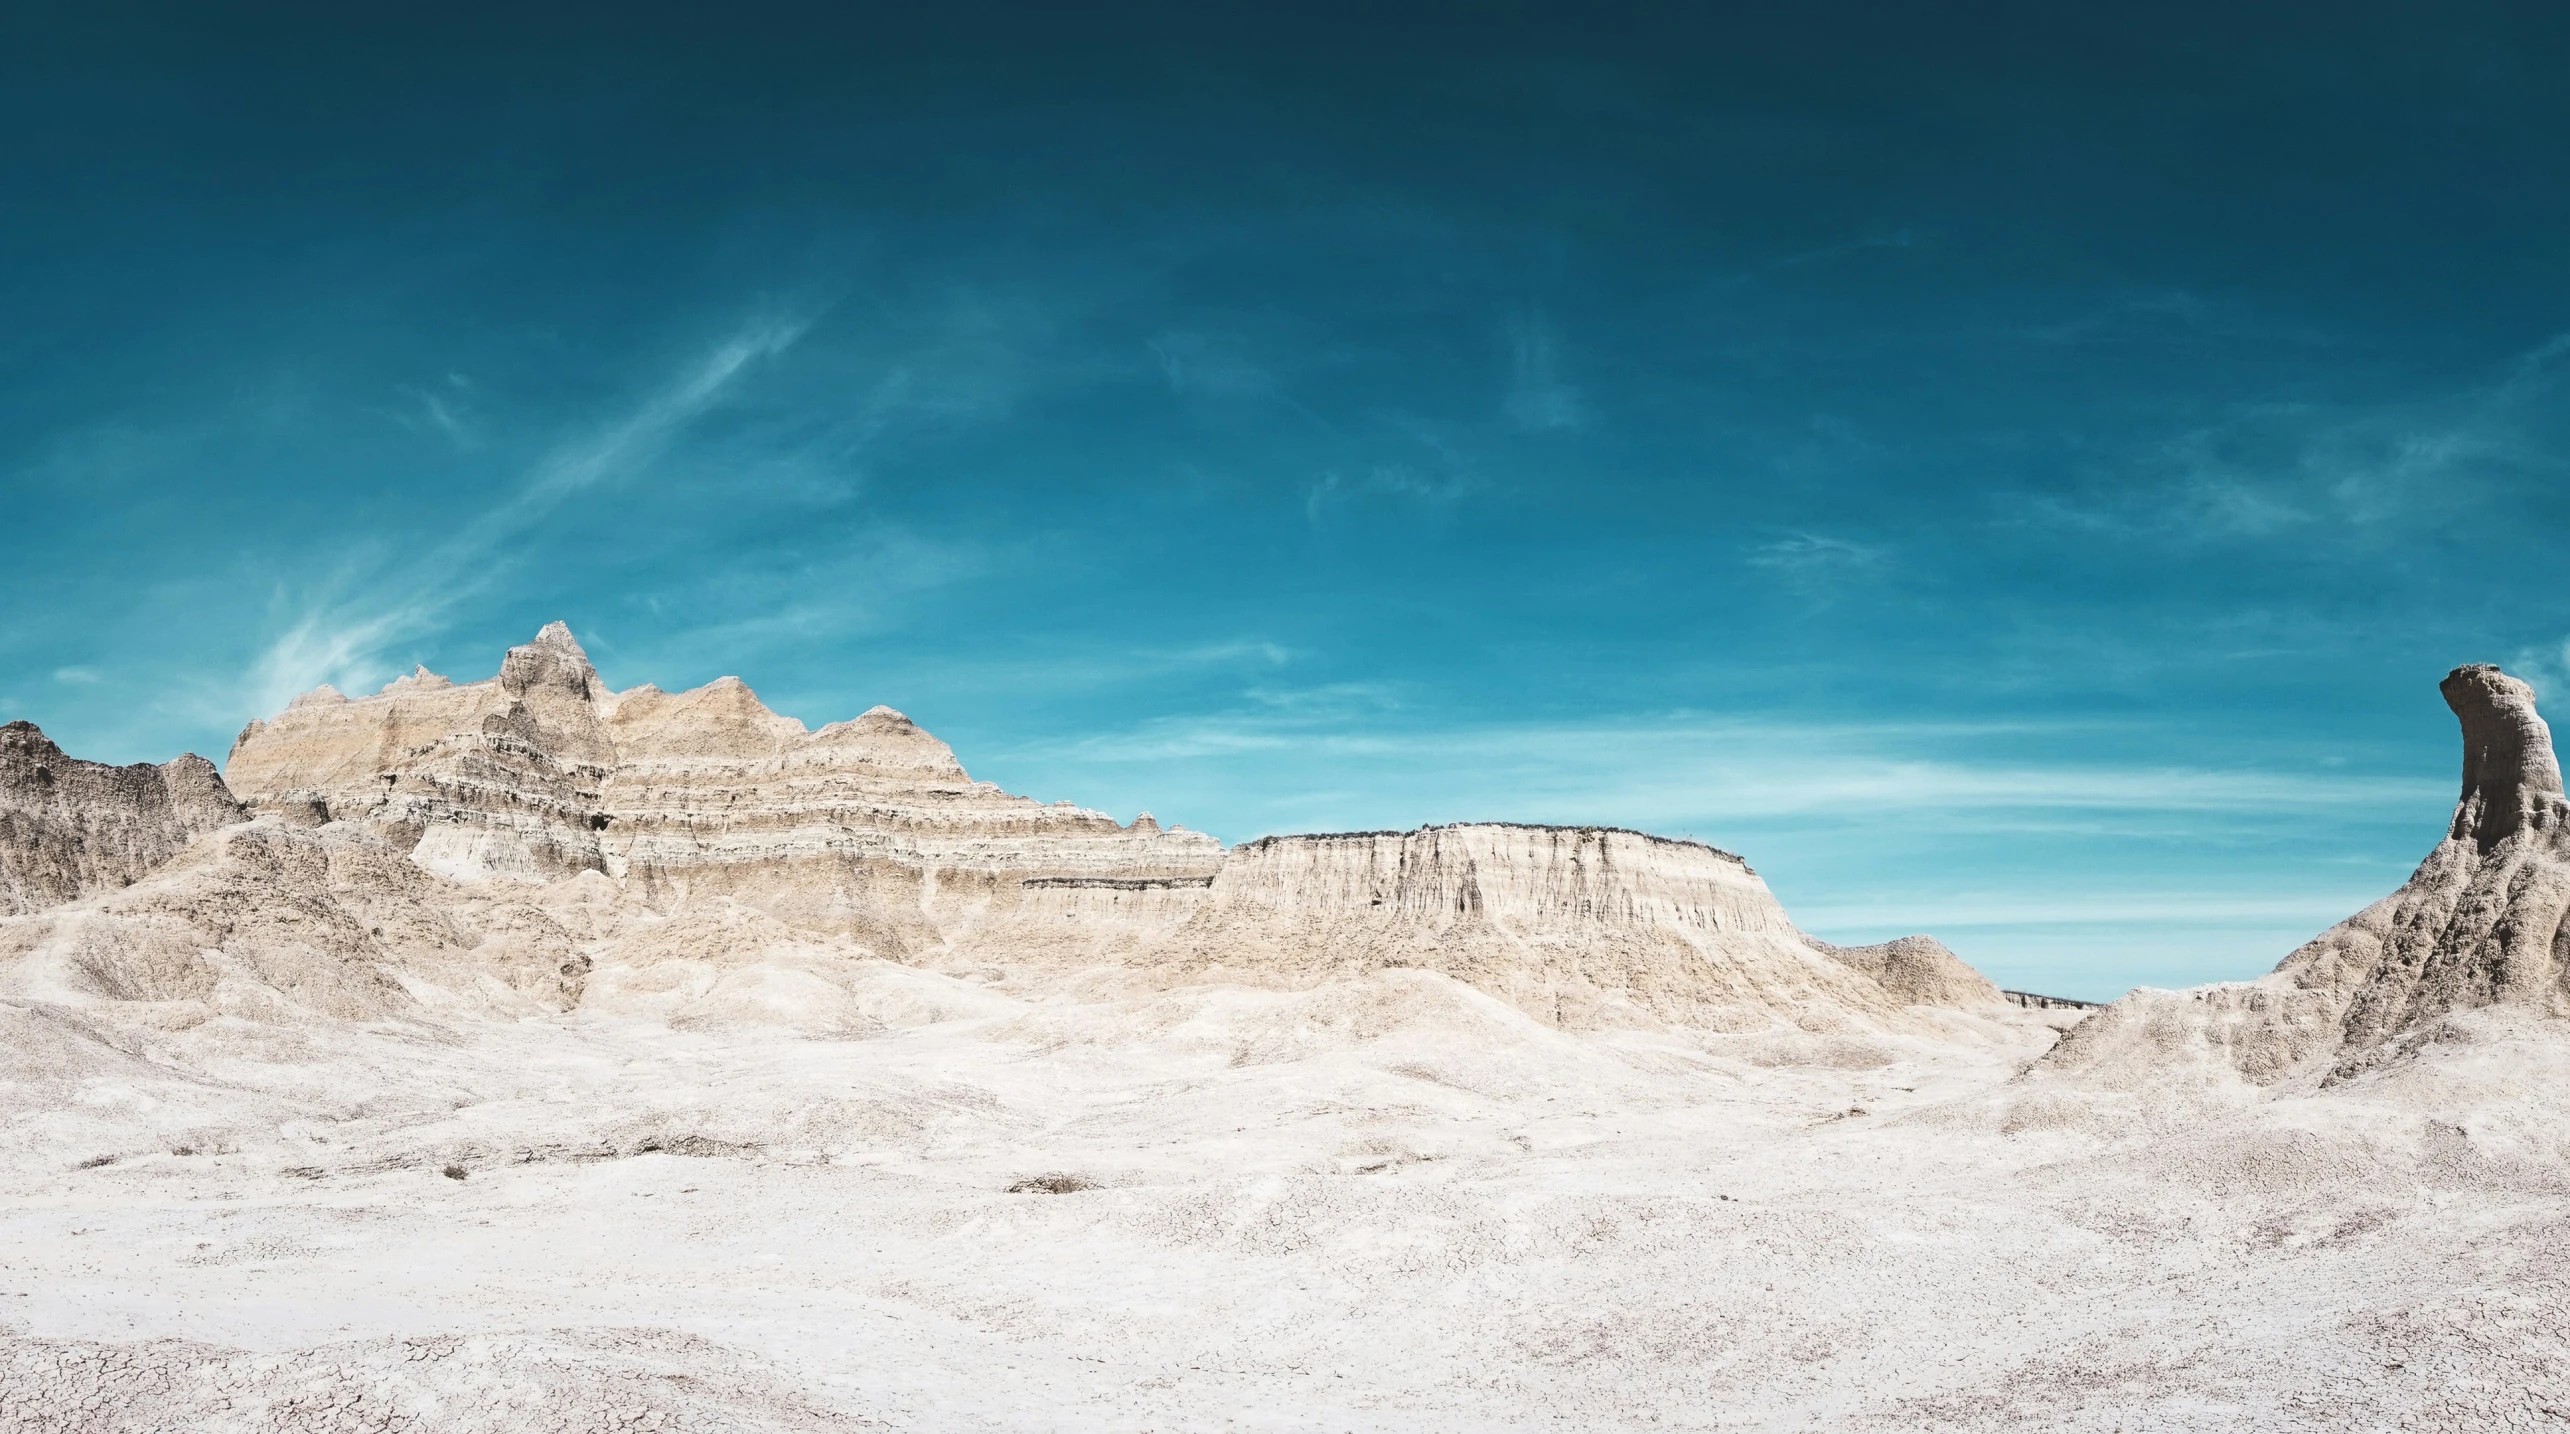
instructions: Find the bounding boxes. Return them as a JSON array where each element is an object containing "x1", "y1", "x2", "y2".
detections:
[{"x1": 6, "y1": 967, "x2": 2565, "y2": 1432}]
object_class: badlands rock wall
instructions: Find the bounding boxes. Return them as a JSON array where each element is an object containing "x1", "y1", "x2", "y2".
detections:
[
  {"x1": 2045, "y1": 663, "x2": 2570, "y2": 1088},
  {"x1": 0, "y1": 721, "x2": 240, "y2": 916},
  {"x1": 1000, "y1": 822, "x2": 1998, "y2": 1030},
  {"x1": 225, "y1": 624, "x2": 1221, "y2": 958},
  {"x1": 0, "y1": 819, "x2": 587, "y2": 1020},
  {"x1": 224, "y1": 626, "x2": 614, "y2": 878},
  {"x1": 0, "y1": 619, "x2": 2000, "y2": 1034}
]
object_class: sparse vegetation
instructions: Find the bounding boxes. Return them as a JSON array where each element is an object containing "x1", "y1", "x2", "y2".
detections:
[{"x1": 1006, "y1": 1174, "x2": 1096, "y2": 1194}]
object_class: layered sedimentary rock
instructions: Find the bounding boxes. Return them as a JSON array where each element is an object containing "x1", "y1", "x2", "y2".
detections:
[
  {"x1": 0, "y1": 721, "x2": 241, "y2": 916},
  {"x1": 225, "y1": 624, "x2": 1221, "y2": 958},
  {"x1": 1005, "y1": 822, "x2": 1999, "y2": 1030},
  {"x1": 204, "y1": 623, "x2": 2007, "y2": 1030},
  {"x1": 2045, "y1": 663, "x2": 2570, "y2": 1087},
  {"x1": 224, "y1": 628, "x2": 613, "y2": 878},
  {"x1": 0, "y1": 819, "x2": 590, "y2": 1019}
]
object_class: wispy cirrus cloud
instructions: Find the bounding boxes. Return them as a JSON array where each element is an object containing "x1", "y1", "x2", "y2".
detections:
[
  {"x1": 2026, "y1": 327, "x2": 2570, "y2": 544},
  {"x1": 1747, "y1": 530, "x2": 1886, "y2": 573},
  {"x1": 1502, "y1": 306, "x2": 1585, "y2": 433},
  {"x1": 385, "y1": 373, "x2": 479, "y2": 448},
  {"x1": 1024, "y1": 706, "x2": 2445, "y2": 833},
  {"x1": 1791, "y1": 891, "x2": 2397, "y2": 933},
  {"x1": 248, "y1": 314, "x2": 811, "y2": 713}
]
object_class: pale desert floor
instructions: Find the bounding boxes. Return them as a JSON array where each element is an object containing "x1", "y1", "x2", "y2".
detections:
[{"x1": 4, "y1": 966, "x2": 2567, "y2": 1432}]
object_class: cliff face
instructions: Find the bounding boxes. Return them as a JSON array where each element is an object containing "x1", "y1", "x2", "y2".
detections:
[
  {"x1": 202, "y1": 625, "x2": 2009, "y2": 1029},
  {"x1": 0, "y1": 721, "x2": 241, "y2": 916},
  {"x1": 2044, "y1": 663, "x2": 2570, "y2": 1087},
  {"x1": 1003, "y1": 822, "x2": 1998, "y2": 1030},
  {"x1": 224, "y1": 624, "x2": 1222, "y2": 958},
  {"x1": 223, "y1": 625, "x2": 614, "y2": 879}
]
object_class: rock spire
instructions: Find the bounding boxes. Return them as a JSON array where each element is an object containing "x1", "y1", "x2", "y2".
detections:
[{"x1": 2044, "y1": 662, "x2": 2570, "y2": 1086}]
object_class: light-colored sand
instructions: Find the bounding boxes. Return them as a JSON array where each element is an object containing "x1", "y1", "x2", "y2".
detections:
[
  {"x1": 3, "y1": 970, "x2": 2565, "y2": 1432},
  {"x1": 6, "y1": 640, "x2": 2569, "y2": 1431}
]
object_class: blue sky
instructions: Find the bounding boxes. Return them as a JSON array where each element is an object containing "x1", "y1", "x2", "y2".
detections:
[{"x1": 8, "y1": 3, "x2": 2570, "y2": 999}]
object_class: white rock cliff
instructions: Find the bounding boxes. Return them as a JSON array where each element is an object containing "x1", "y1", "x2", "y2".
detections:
[{"x1": 202, "y1": 623, "x2": 1998, "y2": 1030}]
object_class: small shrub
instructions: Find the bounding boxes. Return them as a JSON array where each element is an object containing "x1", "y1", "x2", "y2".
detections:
[
  {"x1": 1006, "y1": 1173, "x2": 1096, "y2": 1194},
  {"x1": 442, "y1": 1164, "x2": 468, "y2": 1181}
]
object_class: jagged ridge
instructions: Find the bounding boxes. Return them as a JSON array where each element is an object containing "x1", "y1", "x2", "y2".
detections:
[
  {"x1": 0, "y1": 721, "x2": 240, "y2": 916},
  {"x1": 5, "y1": 623, "x2": 2005, "y2": 1035}
]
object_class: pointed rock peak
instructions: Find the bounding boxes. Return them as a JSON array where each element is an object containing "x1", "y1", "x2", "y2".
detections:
[
  {"x1": 1130, "y1": 812, "x2": 1161, "y2": 834},
  {"x1": 675, "y1": 674, "x2": 802, "y2": 729},
  {"x1": 808, "y1": 705, "x2": 967, "y2": 777},
  {"x1": 500, "y1": 621, "x2": 600, "y2": 701},
  {"x1": 288, "y1": 684, "x2": 348, "y2": 709},
  {"x1": 2442, "y1": 663, "x2": 2565, "y2": 850}
]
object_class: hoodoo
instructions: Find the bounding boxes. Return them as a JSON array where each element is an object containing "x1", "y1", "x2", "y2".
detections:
[{"x1": 2046, "y1": 662, "x2": 2570, "y2": 1085}]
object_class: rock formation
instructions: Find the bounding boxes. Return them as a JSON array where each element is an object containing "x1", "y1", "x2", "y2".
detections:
[
  {"x1": 225, "y1": 623, "x2": 1223, "y2": 958},
  {"x1": 0, "y1": 721, "x2": 240, "y2": 916},
  {"x1": 0, "y1": 623, "x2": 2001, "y2": 1035},
  {"x1": 2044, "y1": 662, "x2": 2570, "y2": 1087},
  {"x1": 1007, "y1": 823, "x2": 2000, "y2": 1029}
]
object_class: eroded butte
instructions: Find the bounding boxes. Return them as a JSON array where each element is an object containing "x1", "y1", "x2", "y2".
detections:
[{"x1": 1, "y1": 627, "x2": 2562, "y2": 1432}]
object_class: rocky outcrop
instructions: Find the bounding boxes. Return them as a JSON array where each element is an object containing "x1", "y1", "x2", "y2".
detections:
[
  {"x1": 0, "y1": 815, "x2": 605, "y2": 1020},
  {"x1": 205, "y1": 623, "x2": 2006, "y2": 1031},
  {"x1": 0, "y1": 721, "x2": 241, "y2": 916},
  {"x1": 224, "y1": 624, "x2": 618, "y2": 880},
  {"x1": 1000, "y1": 822, "x2": 1997, "y2": 1030},
  {"x1": 224, "y1": 624, "x2": 1222, "y2": 958},
  {"x1": 1813, "y1": 934, "x2": 2003, "y2": 1009},
  {"x1": 2044, "y1": 663, "x2": 2570, "y2": 1088}
]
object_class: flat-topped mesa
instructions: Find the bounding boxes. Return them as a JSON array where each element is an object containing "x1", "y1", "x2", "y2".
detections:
[
  {"x1": 2043, "y1": 662, "x2": 2570, "y2": 1089},
  {"x1": 1216, "y1": 823, "x2": 1779, "y2": 932},
  {"x1": 1008, "y1": 821, "x2": 1997, "y2": 1030},
  {"x1": 0, "y1": 721, "x2": 243, "y2": 915},
  {"x1": 222, "y1": 622, "x2": 1221, "y2": 950}
]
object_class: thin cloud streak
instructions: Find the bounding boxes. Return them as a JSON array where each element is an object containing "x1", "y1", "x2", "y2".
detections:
[
  {"x1": 2023, "y1": 326, "x2": 2570, "y2": 546},
  {"x1": 1792, "y1": 892, "x2": 2393, "y2": 930},
  {"x1": 247, "y1": 316, "x2": 810, "y2": 713},
  {"x1": 1027, "y1": 711, "x2": 2448, "y2": 826}
]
